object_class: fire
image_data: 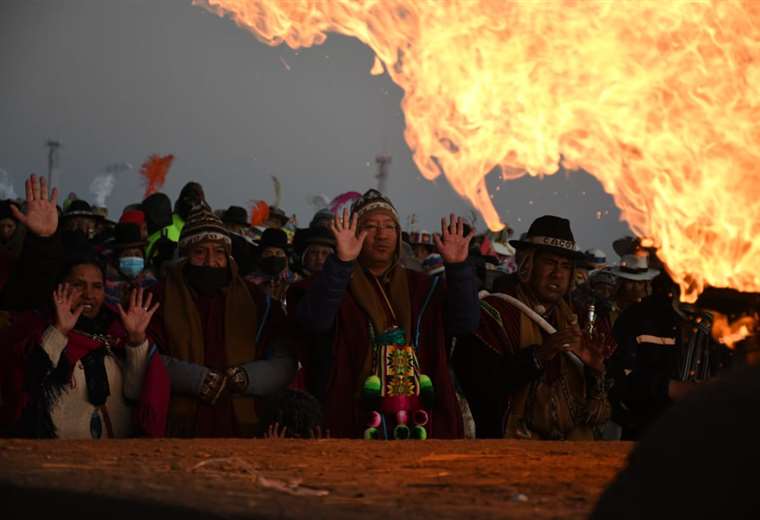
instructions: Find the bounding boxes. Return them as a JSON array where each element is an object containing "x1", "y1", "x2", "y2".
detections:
[
  {"x1": 195, "y1": 0, "x2": 760, "y2": 302},
  {"x1": 711, "y1": 313, "x2": 758, "y2": 348}
]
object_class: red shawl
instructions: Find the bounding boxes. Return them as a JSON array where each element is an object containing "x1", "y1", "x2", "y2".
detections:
[{"x1": 0, "y1": 308, "x2": 169, "y2": 437}]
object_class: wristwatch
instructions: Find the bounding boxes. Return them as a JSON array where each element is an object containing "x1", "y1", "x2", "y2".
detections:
[
  {"x1": 199, "y1": 370, "x2": 228, "y2": 405},
  {"x1": 226, "y1": 366, "x2": 250, "y2": 395}
]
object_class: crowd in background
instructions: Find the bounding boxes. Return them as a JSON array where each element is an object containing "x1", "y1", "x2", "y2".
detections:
[{"x1": 0, "y1": 174, "x2": 733, "y2": 441}]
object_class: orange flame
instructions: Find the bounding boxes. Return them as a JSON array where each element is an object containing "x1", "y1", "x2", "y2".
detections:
[
  {"x1": 711, "y1": 313, "x2": 758, "y2": 348},
  {"x1": 139, "y1": 154, "x2": 175, "y2": 198},
  {"x1": 196, "y1": 0, "x2": 760, "y2": 302}
]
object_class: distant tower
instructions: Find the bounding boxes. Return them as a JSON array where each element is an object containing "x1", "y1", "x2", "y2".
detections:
[
  {"x1": 46, "y1": 139, "x2": 61, "y2": 186},
  {"x1": 375, "y1": 154, "x2": 391, "y2": 194}
]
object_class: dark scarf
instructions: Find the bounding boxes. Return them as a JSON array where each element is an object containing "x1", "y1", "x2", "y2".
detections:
[{"x1": 162, "y1": 259, "x2": 260, "y2": 435}]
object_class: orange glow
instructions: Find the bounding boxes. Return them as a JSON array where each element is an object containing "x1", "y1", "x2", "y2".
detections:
[
  {"x1": 712, "y1": 313, "x2": 757, "y2": 348},
  {"x1": 195, "y1": 0, "x2": 760, "y2": 302}
]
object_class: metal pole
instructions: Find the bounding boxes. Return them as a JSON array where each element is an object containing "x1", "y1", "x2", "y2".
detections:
[{"x1": 45, "y1": 140, "x2": 61, "y2": 187}]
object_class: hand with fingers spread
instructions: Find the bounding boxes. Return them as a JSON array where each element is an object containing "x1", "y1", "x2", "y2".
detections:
[
  {"x1": 434, "y1": 213, "x2": 475, "y2": 264},
  {"x1": 330, "y1": 208, "x2": 368, "y2": 262},
  {"x1": 11, "y1": 174, "x2": 59, "y2": 238},
  {"x1": 266, "y1": 422, "x2": 289, "y2": 439},
  {"x1": 53, "y1": 283, "x2": 84, "y2": 336},
  {"x1": 117, "y1": 287, "x2": 160, "y2": 346}
]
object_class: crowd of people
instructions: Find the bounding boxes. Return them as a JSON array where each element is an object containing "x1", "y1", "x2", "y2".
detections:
[{"x1": 0, "y1": 174, "x2": 733, "y2": 440}]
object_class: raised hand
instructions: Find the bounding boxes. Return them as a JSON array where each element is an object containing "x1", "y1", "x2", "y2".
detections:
[
  {"x1": 266, "y1": 422, "x2": 288, "y2": 439},
  {"x1": 434, "y1": 213, "x2": 475, "y2": 264},
  {"x1": 53, "y1": 283, "x2": 83, "y2": 336},
  {"x1": 117, "y1": 287, "x2": 160, "y2": 346},
  {"x1": 330, "y1": 208, "x2": 367, "y2": 262},
  {"x1": 10, "y1": 174, "x2": 59, "y2": 238}
]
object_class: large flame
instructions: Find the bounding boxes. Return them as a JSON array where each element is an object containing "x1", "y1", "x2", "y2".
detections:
[
  {"x1": 196, "y1": 0, "x2": 760, "y2": 302},
  {"x1": 711, "y1": 313, "x2": 757, "y2": 348}
]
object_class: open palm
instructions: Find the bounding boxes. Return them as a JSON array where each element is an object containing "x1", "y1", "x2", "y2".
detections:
[
  {"x1": 117, "y1": 288, "x2": 160, "y2": 346},
  {"x1": 434, "y1": 214, "x2": 475, "y2": 264},
  {"x1": 53, "y1": 284, "x2": 83, "y2": 336},
  {"x1": 11, "y1": 175, "x2": 59, "y2": 238},
  {"x1": 331, "y1": 208, "x2": 367, "y2": 262}
]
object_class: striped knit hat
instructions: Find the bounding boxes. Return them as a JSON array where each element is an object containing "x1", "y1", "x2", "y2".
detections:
[
  {"x1": 350, "y1": 189, "x2": 399, "y2": 223},
  {"x1": 179, "y1": 203, "x2": 231, "y2": 251}
]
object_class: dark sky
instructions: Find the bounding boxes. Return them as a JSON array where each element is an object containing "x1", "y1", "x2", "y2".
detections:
[{"x1": 0, "y1": 0, "x2": 631, "y2": 255}]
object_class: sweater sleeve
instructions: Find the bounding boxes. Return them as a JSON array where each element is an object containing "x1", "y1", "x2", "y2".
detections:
[
  {"x1": 240, "y1": 336, "x2": 298, "y2": 396},
  {"x1": 294, "y1": 254, "x2": 354, "y2": 334},
  {"x1": 443, "y1": 261, "x2": 480, "y2": 336},
  {"x1": 160, "y1": 355, "x2": 208, "y2": 397}
]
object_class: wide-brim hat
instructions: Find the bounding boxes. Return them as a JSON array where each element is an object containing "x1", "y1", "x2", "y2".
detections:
[
  {"x1": 509, "y1": 215, "x2": 586, "y2": 261},
  {"x1": 113, "y1": 223, "x2": 147, "y2": 250},
  {"x1": 589, "y1": 268, "x2": 618, "y2": 287},
  {"x1": 267, "y1": 206, "x2": 289, "y2": 224},
  {"x1": 259, "y1": 227, "x2": 289, "y2": 251},
  {"x1": 610, "y1": 254, "x2": 660, "y2": 281},
  {"x1": 62, "y1": 199, "x2": 103, "y2": 220},
  {"x1": 222, "y1": 206, "x2": 250, "y2": 227},
  {"x1": 303, "y1": 226, "x2": 336, "y2": 249}
]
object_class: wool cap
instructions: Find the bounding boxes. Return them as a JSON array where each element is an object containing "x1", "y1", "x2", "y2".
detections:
[
  {"x1": 350, "y1": 189, "x2": 399, "y2": 223},
  {"x1": 179, "y1": 204, "x2": 231, "y2": 251}
]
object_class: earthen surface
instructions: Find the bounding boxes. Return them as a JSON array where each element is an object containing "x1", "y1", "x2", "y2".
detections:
[{"x1": 0, "y1": 439, "x2": 631, "y2": 519}]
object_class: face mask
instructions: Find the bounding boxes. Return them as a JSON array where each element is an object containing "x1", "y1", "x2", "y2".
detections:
[
  {"x1": 184, "y1": 264, "x2": 230, "y2": 296},
  {"x1": 260, "y1": 256, "x2": 287, "y2": 276},
  {"x1": 119, "y1": 256, "x2": 145, "y2": 279}
]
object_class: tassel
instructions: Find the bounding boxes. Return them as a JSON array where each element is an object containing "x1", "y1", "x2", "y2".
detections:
[
  {"x1": 393, "y1": 424, "x2": 411, "y2": 440},
  {"x1": 367, "y1": 411, "x2": 382, "y2": 428},
  {"x1": 414, "y1": 409, "x2": 429, "y2": 427},
  {"x1": 412, "y1": 425, "x2": 428, "y2": 440},
  {"x1": 419, "y1": 374, "x2": 435, "y2": 408}
]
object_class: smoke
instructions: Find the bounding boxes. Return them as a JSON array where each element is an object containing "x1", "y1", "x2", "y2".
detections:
[
  {"x1": 307, "y1": 193, "x2": 330, "y2": 210},
  {"x1": 0, "y1": 169, "x2": 18, "y2": 200},
  {"x1": 89, "y1": 174, "x2": 116, "y2": 207}
]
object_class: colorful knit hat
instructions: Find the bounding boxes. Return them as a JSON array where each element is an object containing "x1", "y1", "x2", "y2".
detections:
[
  {"x1": 350, "y1": 189, "x2": 399, "y2": 223},
  {"x1": 179, "y1": 203, "x2": 231, "y2": 251}
]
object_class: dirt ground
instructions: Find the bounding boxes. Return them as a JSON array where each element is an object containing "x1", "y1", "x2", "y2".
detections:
[{"x1": 0, "y1": 439, "x2": 631, "y2": 519}]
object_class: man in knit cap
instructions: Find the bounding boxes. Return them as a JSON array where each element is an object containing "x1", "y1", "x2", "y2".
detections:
[
  {"x1": 148, "y1": 204, "x2": 296, "y2": 437},
  {"x1": 290, "y1": 189, "x2": 479, "y2": 438}
]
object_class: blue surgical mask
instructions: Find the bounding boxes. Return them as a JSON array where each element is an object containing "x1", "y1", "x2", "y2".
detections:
[{"x1": 119, "y1": 256, "x2": 145, "y2": 279}]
